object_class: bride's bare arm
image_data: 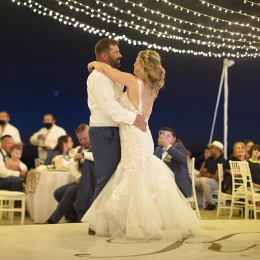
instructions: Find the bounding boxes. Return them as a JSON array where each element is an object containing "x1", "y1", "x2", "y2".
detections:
[{"x1": 88, "y1": 61, "x2": 137, "y2": 87}]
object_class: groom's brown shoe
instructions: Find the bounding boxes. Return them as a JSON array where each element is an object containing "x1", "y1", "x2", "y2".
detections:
[{"x1": 88, "y1": 228, "x2": 96, "y2": 235}]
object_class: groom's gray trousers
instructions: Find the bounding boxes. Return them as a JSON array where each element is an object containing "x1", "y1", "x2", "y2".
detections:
[{"x1": 89, "y1": 126, "x2": 121, "y2": 200}]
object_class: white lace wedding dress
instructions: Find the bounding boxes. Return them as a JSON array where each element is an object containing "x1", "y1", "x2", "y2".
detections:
[{"x1": 82, "y1": 80, "x2": 200, "y2": 241}]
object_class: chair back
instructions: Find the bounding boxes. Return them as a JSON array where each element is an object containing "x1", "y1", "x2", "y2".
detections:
[
  {"x1": 217, "y1": 163, "x2": 224, "y2": 193},
  {"x1": 229, "y1": 160, "x2": 246, "y2": 195},
  {"x1": 187, "y1": 158, "x2": 195, "y2": 182},
  {"x1": 237, "y1": 161, "x2": 253, "y2": 190},
  {"x1": 187, "y1": 158, "x2": 201, "y2": 219}
]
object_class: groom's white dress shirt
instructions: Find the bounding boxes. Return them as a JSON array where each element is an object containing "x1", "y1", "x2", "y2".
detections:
[{"x1": 87, "y1": 69, "x2": 136, "y2": 127}]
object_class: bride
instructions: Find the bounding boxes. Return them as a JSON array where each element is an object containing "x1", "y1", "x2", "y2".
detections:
[{"x1": 82, "y1": 49, "x2": 200, "y2": 241}]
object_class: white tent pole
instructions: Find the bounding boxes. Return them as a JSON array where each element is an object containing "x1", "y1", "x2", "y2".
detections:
[
  {"x1": 209, "y1": 68, "x2": 224, "y2": 145},
  {"x1": 223, "y1": 59, "x2": 235, "y2": 159},
  {"x1": 209, "y1": 59, "x2": 234, "y2": 159},
  {"x1": 223, "y1": 65, "x2": 228, "y2": 159}
]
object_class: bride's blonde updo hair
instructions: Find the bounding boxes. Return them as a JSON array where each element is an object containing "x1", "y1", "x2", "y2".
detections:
[{"x1": 137, "y1": 50, "x2": 165, "y2": 97}]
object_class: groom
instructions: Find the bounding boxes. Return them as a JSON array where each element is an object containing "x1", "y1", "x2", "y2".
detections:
[{"x1": 86, "y1": 38, "x2": 147, "y2": 228}]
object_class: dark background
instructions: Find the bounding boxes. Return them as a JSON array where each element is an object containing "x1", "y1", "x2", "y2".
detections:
[{"x1": 1, "y1": 1, "x2": 259, "y2": 168}]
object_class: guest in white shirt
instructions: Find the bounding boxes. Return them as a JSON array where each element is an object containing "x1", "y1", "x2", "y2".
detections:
[
  {"x1": 0, "y1": 111, "x2": 21, "y2": 144},
  {"x1": 30, "y1": 113, "x2": 66, "y2": 160},
  {"x1": 0, "y1": 135, "x2": 25, "y2": 191}
]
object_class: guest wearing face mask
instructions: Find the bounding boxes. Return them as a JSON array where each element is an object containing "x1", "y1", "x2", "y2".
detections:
[
  {"x1": 0, "y1": 111, "x2": 21, "y2": 144},
  {"x1": 30, "y1": 114, "x2": 66, "y2": 161}
]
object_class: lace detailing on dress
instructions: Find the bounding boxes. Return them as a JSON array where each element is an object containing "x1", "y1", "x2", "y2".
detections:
[{"x1": 82, "y1": 79, "x2": 200, "y2": 241}]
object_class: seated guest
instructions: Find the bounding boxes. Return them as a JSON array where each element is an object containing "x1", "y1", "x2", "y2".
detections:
[
  {"x1": 5, "y1": 144, "x2": 27, "y2": 172},
  {"x1": 0, "y1": 111, "x2": 21, "y2": 144},
  {"x1": 154, "y1": 127, "x2": 191, "y2": 198},
  {"x1": 186, "y1": 149, "x2": 192, "y2": 161},
  {"x1": 222, "y1": 142, "x2": 246, "y2": 194},
  {"x1": 30, "y1": 113, "x2": 66, "y2": 161},
  {"x1": 0, "y1": 135, "x2": 26, "y2": 191},
  {"x1": 248, "y1": 144, "x2": 260, "y2": 192},
  {"x1": 186, "y1": 149, "x2": 200, "y2": 177},
  {"x1": 46, "y1": 124, "x2": 96, "y2": 224},
  {"x1": 5, "y1": 144, "x2": 27, "y2": 191},
  {"x1": 44, "y1": 135, "x2": 74, "y2": 166},
  {"x1": 175, "y1": 138, "x2": 183, "y2": 144},
  {"x1": 199, "y1": 147, "x2": 211, "y2": 172},
  {"x1": 248, "y1": 144, "x2": 260, "y2": 219},
  {"x1": 195, "y1": 141, "x2": 226, "y2": 210},
  {"x1": 243, "y1": 140, "x2": 254, "y2": 159}
]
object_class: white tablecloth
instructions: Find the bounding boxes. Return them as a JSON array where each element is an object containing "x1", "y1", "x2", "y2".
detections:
[{"x1": 26, "y1": 170, "x2": 73, "y2": 223}]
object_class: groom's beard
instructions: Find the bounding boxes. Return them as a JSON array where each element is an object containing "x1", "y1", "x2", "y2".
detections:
[{"x1": 108, "y1": 57, "x2": 121, "y2": 69}]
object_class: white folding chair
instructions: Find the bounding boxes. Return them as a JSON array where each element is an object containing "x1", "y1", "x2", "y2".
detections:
[
  {"x1": 229, "y1": 161, "x2": 247, "y2": 219},
  {"x1": 187, "y1": 158, "x2": 201, "y2": 220},
  {"x1": 216, "y1": 163, "x2": 243, "y2": 218},
  {"x1": 238, "y1": 162, "x2": 260, "y2": 220},
  {"x1": 0, "y1": 190, "x2": 26, "y2": 225}
]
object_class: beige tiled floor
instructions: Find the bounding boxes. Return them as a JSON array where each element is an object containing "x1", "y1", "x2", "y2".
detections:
[
  {"x1": 0, "y1": 208, "x2": 242, "y2": 226},
  {"x1": 0, "y1": 219, "x2": 259, "y2": 260},
  {"x1": 0, "y1": 207, "x2": 258, "y2": 260}
]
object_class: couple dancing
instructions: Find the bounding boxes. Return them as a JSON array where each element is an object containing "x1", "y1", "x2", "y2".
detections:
[{"x1": 82, "y1": 38, "x2": 200, "y2": 241}]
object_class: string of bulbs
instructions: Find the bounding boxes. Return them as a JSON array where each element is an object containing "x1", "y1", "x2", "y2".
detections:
[
  {"x1": 243, "y1": 0, "x2": 260, "y2": 7},
  {"x1": 91, "y1": 0, "x2": 260, "y2": 42},
  {"x1": 199, "y1": 0, "x2": 260, "y2": 23},
  {"x1": 155, "y1": 0, "x2": 260, "y2": 31},
  {"x1": 56, "y1": 0, "x2": 259, "y2": 51},
  {"x1": 8, "y1": 0, "x2": 260, "y2": 58}
]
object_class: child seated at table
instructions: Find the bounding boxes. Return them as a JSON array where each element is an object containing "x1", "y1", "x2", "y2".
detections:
[
  {"x1": 5, "y1": 144, "x2": 28, "y2": 173},
  {"x1": 5, "y1": 144, "x2": 28, "y2": 191}
]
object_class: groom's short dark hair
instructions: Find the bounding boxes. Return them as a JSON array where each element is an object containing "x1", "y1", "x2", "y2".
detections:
[{"x1": 95, "y1": 38, "x2": 119, "y2": 59}]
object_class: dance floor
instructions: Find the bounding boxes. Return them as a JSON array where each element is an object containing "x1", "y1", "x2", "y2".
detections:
[{"x1": 0, "y1": 220, "x2": 260, "y2": 260}]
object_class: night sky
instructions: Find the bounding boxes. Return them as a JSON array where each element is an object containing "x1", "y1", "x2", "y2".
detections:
[{"x1": 1, "y1": 0, "x2": 259, "y2": 161}]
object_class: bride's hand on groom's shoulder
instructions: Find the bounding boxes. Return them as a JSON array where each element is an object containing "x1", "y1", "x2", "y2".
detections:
[{"x1": 88, "y1": 62, "x2": 95, "y2": 72}]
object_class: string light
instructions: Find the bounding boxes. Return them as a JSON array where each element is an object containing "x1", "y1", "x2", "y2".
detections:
[
  {"x1": 60, "y1": 0, "x2": 260, "y2": 51},
  {"x1": 56, "y1": 0, "x2": 259, "y2": 51},
  {"x1": 243, "y1": 0, "x2": 260, "y2": 7},
  {"x1": 8, "y1": 0, "x2": 260, "y2": 58},
  {"x1": 156, "y1": 0, "x2": 260, "y2": 32},
  {"x1": 93, "y1": 0, "x2": 260, "y2": 43},
  {"x1": 91, "y1": 0, "x2": 260, "y2": 43},
  {"x1": 200, "y1": 0, "x2": 260, "y2": 22}
]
